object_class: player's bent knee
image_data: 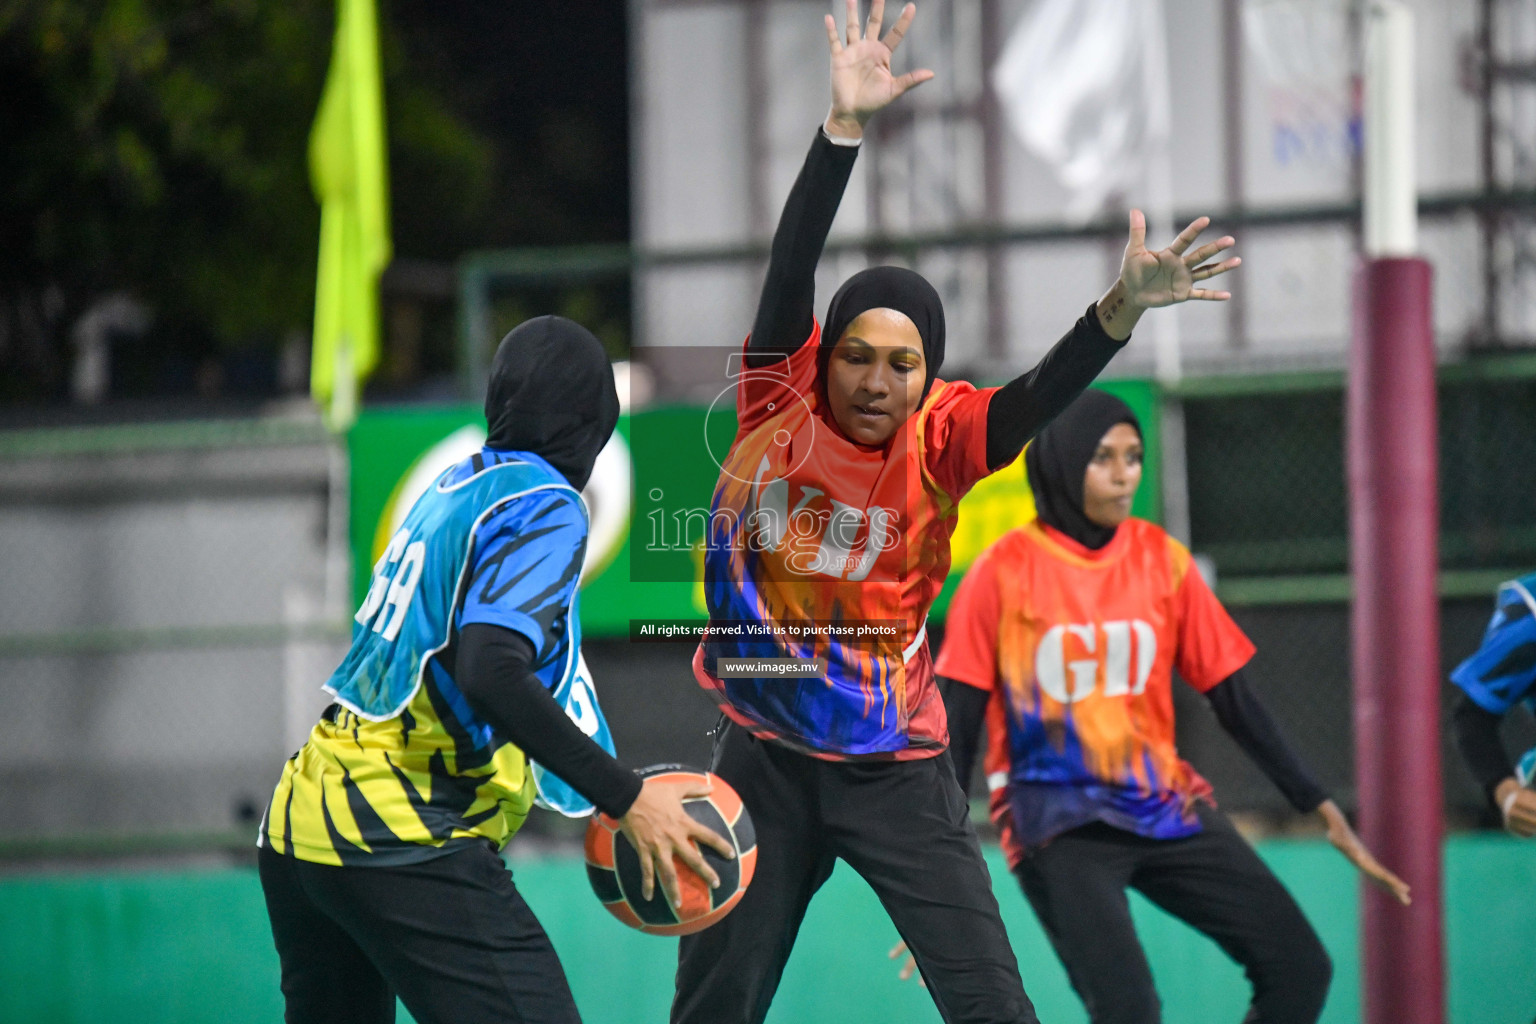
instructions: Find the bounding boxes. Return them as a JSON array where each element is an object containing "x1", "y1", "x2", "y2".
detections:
[
  {"x1": 1295, "y1": 939, "x2": 1333, "y2": 1006},
  {"x1": 1285, "y1": 925, "x2": 1332, "y2": 989},
  {"x1": 1253, "y1": 933, "x2": 1331, "y2": 1019}
]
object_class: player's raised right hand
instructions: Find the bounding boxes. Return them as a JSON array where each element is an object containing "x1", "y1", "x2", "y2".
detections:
[
  {"x1": 824, "y1": 0, "x2": 934, "y2": 140},
  {"x1": 618, "y1": 776, "x2": 737, "y2": 908}
]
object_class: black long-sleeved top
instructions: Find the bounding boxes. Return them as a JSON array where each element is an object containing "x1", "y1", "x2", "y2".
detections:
[
  {"x1": 1203, "y1": 667, "x2": 1329, "y2": 812},
  {"x1": 942, "y1": 666, "x2": 1328, "y2": 814},
  {"x1": 457, "y1": 623, "x2": 643, "y2": 819},
  {"x1": 749, "y1": 129, "x2": 1127, "y2": 469},
  {"x1": 1452, "y1": 690, "x2": 1516, "y2": 804}
]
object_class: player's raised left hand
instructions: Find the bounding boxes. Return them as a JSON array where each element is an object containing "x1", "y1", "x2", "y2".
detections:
[
  {"x1": 1095, "y1": 210, "x2": 1241, "y2": 340},
  {"x1": 1119, "y1": 210, "x2": 1240, "y2": 308},
  {"x1": 824, "y1": 0, "x2": 934, "y2": 140},
  {"x1": 1316, "y1": 799, "x2": 1411, "y2": 906}
]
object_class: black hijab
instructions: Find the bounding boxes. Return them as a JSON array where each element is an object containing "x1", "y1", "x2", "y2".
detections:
[
  {"x1": 819, "y1": 266, "x2": 946, "y2": 403},
  {"x1": 484, "y1": 315, "x2": 619, "y2": 490},
  {"x1": 1024, "y1": 389, "x2": 1142, "y2": 550}
]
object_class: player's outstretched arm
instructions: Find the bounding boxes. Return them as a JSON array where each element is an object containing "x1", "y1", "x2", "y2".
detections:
[
  {"x1": 981, "y1": 213, "x2": 1241, "y2": 470},
  {"x1": 1463, "y1": 701, "x2": 1536, "y2": 836},
  {"x1": 748, "y1": 1, "x2": 933, "y2": 361},
  {"x1": 1199, "y1": 667, "x2": 1407, "y2": 903},
  {"x1": 1452, "y1": 691, "x2": 1536, "y2": 836},
  {"x1": 458, "y1": 624, "x2": 643, "y2": 817},
  {"x1": 1315, "y1": 800, "x2": 1412, "y2": 905},
  {"x1": 456, "y1": 624, "x2": 735, "y2": 909}
]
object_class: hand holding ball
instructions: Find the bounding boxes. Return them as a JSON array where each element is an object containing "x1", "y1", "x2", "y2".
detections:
[{"x1": 586, "y1": 766, "x2": 757, "y2": 935}]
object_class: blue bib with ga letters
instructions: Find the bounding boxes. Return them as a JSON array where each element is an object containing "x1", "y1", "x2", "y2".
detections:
[{"x1": 325, "y1": 450, "x2": 615, "y2": 817}]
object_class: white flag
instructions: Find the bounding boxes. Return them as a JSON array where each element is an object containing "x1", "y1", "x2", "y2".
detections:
[
  {"x1": 1243, "y1": 0, "x2": 1358, "y2": 171},
  {"x1": 991, "y1": 0, "x2": 1169, "y2": 222}
]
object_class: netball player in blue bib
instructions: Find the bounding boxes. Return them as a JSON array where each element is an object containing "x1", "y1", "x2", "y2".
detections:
[
  {"x1": 258, "y1": 316, "x2": 733, "y2": 1024},
  {"x1": 1451, "y1": 572, "x2": 1536, "y2": 837}
]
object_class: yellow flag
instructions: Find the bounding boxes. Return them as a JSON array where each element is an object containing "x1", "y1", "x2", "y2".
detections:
[{"x1": 309, "y1": 0, "x2": 391, "y2": 432}]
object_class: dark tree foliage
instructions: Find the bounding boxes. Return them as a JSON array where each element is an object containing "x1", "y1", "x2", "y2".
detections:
[
  {"x1": 3, "y1": 0, "x2": 331, "y2": 399},
  {"x1": 384, "y1": 0, "x2": 634, "y2": 367},
  {"x1": 0, "y1": 0, "x2": 628, "y2": 405},
  {"x1": 387, "y1": 0, "x2": 631, "y2": 257}
]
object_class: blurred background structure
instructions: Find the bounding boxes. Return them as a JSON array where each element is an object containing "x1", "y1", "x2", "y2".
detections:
[{"x1": 3, "y1": 1, "x2": 1536, "y2": 1022}]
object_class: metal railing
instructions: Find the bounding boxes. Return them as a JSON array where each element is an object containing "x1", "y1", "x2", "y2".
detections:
[{"x1": 457, "y1": 188, "x2": 1536, "y2": 398}]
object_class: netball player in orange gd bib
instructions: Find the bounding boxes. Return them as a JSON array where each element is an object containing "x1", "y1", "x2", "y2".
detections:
[
  {"x1": 922, "y1": 389, "x2": 1410, "y2": 1024},
  {"x1": 672, "y1": 3, "x2": 1241, "y2": 1022}
]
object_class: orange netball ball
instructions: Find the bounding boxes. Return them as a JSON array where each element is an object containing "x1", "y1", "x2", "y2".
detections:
[{"x1": 584, "y1": 765, "x2": 757, "y2": 936}]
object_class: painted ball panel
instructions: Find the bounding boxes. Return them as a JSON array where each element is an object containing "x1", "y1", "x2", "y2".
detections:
[{"x1": 582, "y1": 767, "x2": 756, "y2": 936}]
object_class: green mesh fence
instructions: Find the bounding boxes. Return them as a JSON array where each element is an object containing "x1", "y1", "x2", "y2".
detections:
[
  {"x1": 1175, "y1": 370, "x2": 1536, "y2": 823},
  {"x1": 1183, "y1": 373, "x2": 1536, "y2": 580}
]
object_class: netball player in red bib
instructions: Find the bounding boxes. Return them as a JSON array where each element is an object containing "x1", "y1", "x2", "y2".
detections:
[
  {"x1": 672, "y1": 4, "x2": 1243, "y2": 1023},
  {"x1": 926, "y1": 389, "x2": 1410, "y2": 1024}
]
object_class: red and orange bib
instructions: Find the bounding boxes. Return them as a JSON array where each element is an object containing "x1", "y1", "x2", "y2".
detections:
[
  {"x1": 696, "y1": 324, "x2": 995, "y2": 758},
  {"x1": 937, "y1": 518, "x2": 1254, "y2": 858}
]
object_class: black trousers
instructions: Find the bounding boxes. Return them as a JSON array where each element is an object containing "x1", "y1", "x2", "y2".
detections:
[
  {"x1": 258, "y1": 841, "x2": 582, "y2": 1024},
  {"x1": 672, "y1": 725, "x2": 1038, "y2": 1024},
  {"x1": 1014, "y1": 804, "x2": 1332, "y2": 1024}
]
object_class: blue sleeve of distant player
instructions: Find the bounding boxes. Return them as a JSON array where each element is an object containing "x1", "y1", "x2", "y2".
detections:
[
  {"x1": 457, "y1": 490, "x2": 587, "y2": 668},
  {"x1": 1449, "y1": 591, "x2": 1536, "y2": 715}
]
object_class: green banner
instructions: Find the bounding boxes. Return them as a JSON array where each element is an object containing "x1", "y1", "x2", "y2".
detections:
[
  {"x1": 347, "y1": 380, "x2": 1159, "y2": 638},
  {"x1": 348, "y1": 405, "x2": 702, "y2": 636}
]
